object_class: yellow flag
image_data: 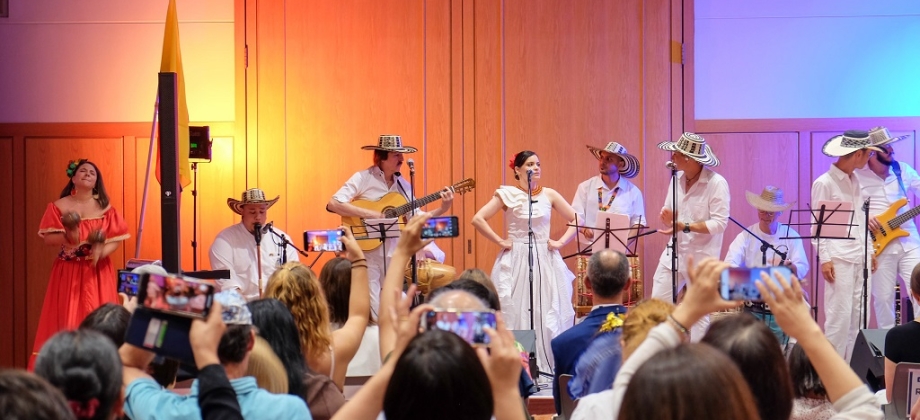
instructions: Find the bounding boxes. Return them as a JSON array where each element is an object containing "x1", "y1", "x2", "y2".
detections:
[{"x1": 156, "y1": 0, "x2": 191, "y2": 188}]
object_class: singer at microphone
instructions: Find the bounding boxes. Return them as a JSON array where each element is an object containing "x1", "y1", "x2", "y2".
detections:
[{"x1": 209, "y1": 188, "x2": 301, "y2": 300}]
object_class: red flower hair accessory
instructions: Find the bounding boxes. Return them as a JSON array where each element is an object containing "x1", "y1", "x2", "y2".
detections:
[{"x1": 508, "y1": 158, "x2": 515, "y2": 169}]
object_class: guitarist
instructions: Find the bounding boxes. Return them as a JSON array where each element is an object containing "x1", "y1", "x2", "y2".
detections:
[
  {"x1": 855, "y1": 126, "x2": 920, "y2": 328},
  {"x1": 326, "y1": 135, "x2": 454, "y2": 319}
]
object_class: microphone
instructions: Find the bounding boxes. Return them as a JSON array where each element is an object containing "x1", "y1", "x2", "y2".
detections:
[
  {"x1": 665, "y1": 161, "x2": 676, "y2": 170},
  {"x1": 253, "y1": 223, "x2": 263, "y2": 245},
  {"x1": 262, "y1": 221, "x2": 274, "y2": 234},
  {"x1": 394, "y1": 171, "x2": 402, "y2": 178},
  {"x1": 527, "y1": 169, "x2": 533, "y2": 181},
  {"x1": 407, "y1": 159, "x2": 416, "y2": 175}
]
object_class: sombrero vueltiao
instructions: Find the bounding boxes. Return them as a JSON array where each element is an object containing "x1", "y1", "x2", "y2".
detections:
[
  {"x1": 822, "y1": 130, "x2": 883, "y2": 157},
  {"x1": 656, "y1": 132, "x2": 720, "y2": 167},
  {"x1": 585, "y1": 142, "x2": 641, "y2": 178},
  {"x1": 745, "y1": 186, "x2": 793, "y2": 213},
  {"x1": 867, "y1": 126, "x2": 909, "y2": 148},
  {"x1": 361, "y1": 135, "x2": 418, "y2": 153},
  {"x1": 227, "y1": 188, "x2": 279, "y2": 215}
]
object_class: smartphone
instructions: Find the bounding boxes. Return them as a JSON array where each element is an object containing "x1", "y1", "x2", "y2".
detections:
[
  {"x1": 420, "y1": 216, "x2": 460, "y2": 239},
  {"x1": 118, "y1": 270, "x2": 141, "y2": 297},
  {"x1": 720, "y1": 266, "x2": 791, "y2": 302},
  {"x1": 137, "y1": 273, "x2": 215, "y2": 318},
  {"x1": 304, "y1": 229, "x2": 345, "y2": 252},
  {"x1": 421, "y1": 309, "x2": 497, "y2": 346}
]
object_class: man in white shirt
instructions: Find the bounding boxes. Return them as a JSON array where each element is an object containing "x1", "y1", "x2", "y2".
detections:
[
  {"x1": 725, "y1": 185, "x2": 809, "y2": 345},
  {"x1": 812, "y1": 130, "x2": 881, "y2": 360},
  {"x1": 855, "y1": 126, "x2": 920, "y2": 328},
  {"x1": 651, "y1": 132, "x2": 730, "y2": 340},
  {"x1": 557, "y1": 142, "x2": 646, "y2": 252},
  {"x1": 327, "y1": 135, "x2": 453, "y2": 318},
  {"x1": 209, "y1": 188, "x2": 300, "y2": 300}
]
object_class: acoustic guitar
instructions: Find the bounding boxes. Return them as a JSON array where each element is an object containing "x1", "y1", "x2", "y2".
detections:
[
  {"x1": 870, "y1": 197, "x2": 920, "y2": 256},
  {"x1": 343, "y1": 178, "x2": 476, "y2": 251}
]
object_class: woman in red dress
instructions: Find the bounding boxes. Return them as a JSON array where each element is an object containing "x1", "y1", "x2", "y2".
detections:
[{"x1": 29, "y1": 159, "x2": 129, "y2": 369}]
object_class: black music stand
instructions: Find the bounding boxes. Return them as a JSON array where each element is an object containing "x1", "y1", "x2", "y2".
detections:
[
  {"x1": 728, "y1": 216, "x2": 789, "y2": 267},
  {"x1": 786, "y1": 202, "x2": 856, "y2": 321},
  {"x1": 351, "y1": 218, "x2": 404, "y2": 280}
]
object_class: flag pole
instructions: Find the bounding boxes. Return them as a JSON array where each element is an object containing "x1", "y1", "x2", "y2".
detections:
[{"x1": 136, "y1": 95, "x2": 159, "y2": 258}]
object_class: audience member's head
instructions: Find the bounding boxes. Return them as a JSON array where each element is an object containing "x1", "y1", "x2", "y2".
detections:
[
  {"x1": 34, "y1": 330, "x2": 122, "y2": 420},
  {"x1": 213, "y1": 290, "x2": 256, "y2": 367},
  {"x1": 457, "y1": 268, "x2": 501, "y2": 310},
  {"x1": 78, "y1": 303, "x2": 130, "y2": 347},
  {"x1": 383, "y1": 330, "x2": 493, "y2": 420},
  {"x1": 620, "y1": 298, "x2": 674, "y2": 360},
  {"x1": 429, "y1": 279, "x2": 498, "y2": 311},
  {"x1": 265, "y1": 262, "x2": 332, "y2": 361},
  {"x1": 130, "y1": 263, "x2": 168, "y2": 276},
  {"x1": 619, "y1": 343, "x2": 760, "y2": 420},
  {"x1": 147, "y1": 357, "x2": 180, "y2": 389},
  {"x1": 318, "y1": 257, "x2": 352, "y2": 325},
  {"x1": 0, "y1": 369, "x2": 75, "y2": 420},
  {"x1": 427, "y1": 289, "x2": 488, "y2": 311},
  {"x1": 247, "y1": 336, "x2": 290, "y2": 394},
  {"x1": 911, "y1": 262, "x2": 920, "y2": 299},
  {"x1": 787, "y1": 343, "x2": 826, "y2": 400},
  {"x1": 248, "y1": 298, "x2": 307, "y2": 400},
  {"x1": 587, "y1": 249, "x2": 629, "y2": 300},
  {"x1": 702, "y1": 314, "x2": 793, "y2": 420}
]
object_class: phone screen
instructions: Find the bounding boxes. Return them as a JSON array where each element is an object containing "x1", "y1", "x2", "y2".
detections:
[
  {"x1": 423, "y1": 310, "x2": 497, "y2": 346},
  {"x1": 304, "y1": 229, "x2": 345, "y2": 252},
  {"x1": 720, "y1": 266, "x2": 790, "y2": 302},
  {"x1": 118, "y1": 271, "x2": 141, "y2": 297},
  {"x1": 139, "y1": 274, "x2": 215, "y2": 318},
  {"x1": 420, "y1": 216, "x2": 460, "y2": 239}
]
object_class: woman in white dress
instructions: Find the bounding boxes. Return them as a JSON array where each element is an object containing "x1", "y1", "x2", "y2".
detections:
[{"x1": 471, "y1": 150, "x2": 578, "y2": 376}]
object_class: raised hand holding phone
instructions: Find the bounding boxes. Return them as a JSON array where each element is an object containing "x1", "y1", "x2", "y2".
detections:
[{"x1": 339, "y1": 227, "x2": 366, "y2": 262}]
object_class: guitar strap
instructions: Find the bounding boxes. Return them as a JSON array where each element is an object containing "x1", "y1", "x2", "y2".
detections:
[{"x1": 892, "y1": 161, "x2": 909, "y2": 198}]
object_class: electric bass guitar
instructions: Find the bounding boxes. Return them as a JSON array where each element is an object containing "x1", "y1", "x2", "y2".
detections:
[
  {"x1": 343, "y1": 178, "x2": 476, "y2": 251},
  {"x1": 870, "y1": 197, "x2": 920, "y2": 256}
]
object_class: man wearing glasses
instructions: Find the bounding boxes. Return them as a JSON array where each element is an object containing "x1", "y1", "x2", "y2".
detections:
[{"x1": 855, "y1": 127, "x2": 920, "y2": 329}]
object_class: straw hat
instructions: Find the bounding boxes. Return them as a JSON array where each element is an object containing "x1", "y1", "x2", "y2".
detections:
[
  {"x1": 585, "y1": 142, "x2": 641, "y2": 178},
  {"x1": 745, "y1": 186, "x2": 793, "y2": 213},
  {"x1": 656, "y1": 132, "x2": 720, "y2": 167},
  {"x1": 227, "y1": 189, "x2": 279, "y2": 215},
  {"x1": 361, "y1": 135, "x2": 418, "y2": 153},
  {"x1": 822, "y1": 130, "x2": 883, "y2": 157},
  {"x1": 867, "y1": 126, "x2": 909, "y2": 147}
]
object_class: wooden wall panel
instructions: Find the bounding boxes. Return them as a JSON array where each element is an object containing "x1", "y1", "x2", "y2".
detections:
[
  {"x1": 0, "y1": 138, "x2": 14, "y2": 367},
  {"x1": 23, "y1": 137, "x2": 125, "y2": 352}
]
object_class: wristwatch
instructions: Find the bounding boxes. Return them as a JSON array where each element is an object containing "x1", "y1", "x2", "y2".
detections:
[{"x1": 683, "y1": 222, "x2": 691, "y2": 233}]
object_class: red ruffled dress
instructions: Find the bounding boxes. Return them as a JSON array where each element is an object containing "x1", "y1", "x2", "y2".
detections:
[{"x1": 29, "y1": 203, "x2": 129, "y2": 369}]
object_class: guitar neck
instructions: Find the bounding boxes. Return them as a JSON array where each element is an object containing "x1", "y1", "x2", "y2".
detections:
[
  {"x1": 891, "y1": 205, "x2": 920, "y2": 229},
  {"x1": 392, "y1": 191, "x2": 444, "y2": 217}
]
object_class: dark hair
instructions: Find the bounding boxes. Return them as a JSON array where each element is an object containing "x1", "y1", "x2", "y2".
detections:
[
  {"x1": 319, "y1": 257, "x2": 353, "y2": 324},
  {"x1": 373, "y1": 150, "x2": 390, "y2": 164},
  {"x1": 702, "y1": 314, "x2": 793, "y2": 420},
  {"x1": 78, "y1": 303, "x2": 130, "y2": 347},
  {"x1": 218, "y1": 325, "x2": 254, "y2": 365},
  {"x1": 383, "y1": 330, "x2": 493, "y2": 420},
  {"x1": 619, "y1": 343, "x2": 760, "y2": 420},
  {"x1": 249, "y1": 299, "x2": 307, "y2": 400},
  {"x1": 148, "y1": 357, "x2": 180, "y2": 389},
  {"x1": 59, "y1": 160, "x2": 110, "y2": 209},
  {"x1": 911, "y1": 262, "x2": 920, "y2": 297},
  {"x1": 0, "y1": 369, "x2": 75, "y2": 420},
  {"x1": 457, "y1": 269, "x2": 501, "y2": 311},
  {"x1": 511, "y1": 150, "x2": 537, "y2": 180},
  {"x1": 787, "y1": 343, "x2": 826, "y2": 399},
  {"x1": 587, "y1": 249, "x2": 630, "y2": 298},
  {"x1": 34, "y1": 330, "x2": 122, "y2": 420},
  {"x1": 427, "y1": 279, "x2": 498, "y2": 311}
]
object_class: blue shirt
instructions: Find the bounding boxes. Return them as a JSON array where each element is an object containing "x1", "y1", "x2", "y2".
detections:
[{"x1": 124, "y1": 376, "x2": 311, "y2": 420}]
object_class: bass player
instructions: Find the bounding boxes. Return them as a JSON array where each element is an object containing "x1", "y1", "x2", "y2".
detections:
[
  {"x1": 327, "y1": 135, "x2": 453, "y2": 318},
  {"x1": 855, "y1": 126, "x2": 920, "y2": 328}
]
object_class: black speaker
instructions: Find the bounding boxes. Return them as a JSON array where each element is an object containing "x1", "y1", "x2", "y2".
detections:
[{"x1": 849, "y1": 328, "x2": 889, "y2": 392}]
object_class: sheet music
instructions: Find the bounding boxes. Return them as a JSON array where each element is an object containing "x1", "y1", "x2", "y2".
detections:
[
  {"x1": 592, "y1": 211, "x2": 630, "y2": 254},
  {"x1": 813, "y1": 201, "x2": 853, "y2": 238}
]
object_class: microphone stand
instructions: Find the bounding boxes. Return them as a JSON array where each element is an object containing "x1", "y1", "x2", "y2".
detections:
[
  {"x1": 266, "y1": 224, "x2": 309, "y2": 265},
  {"x1": 253, "y1": 223, "x2": 264, "y2": 298},
  {"x1": 727, "y1": 216, "x2": 787, "y2": 266},
  {"x1": 527, "y1": 170, "x2": 536, "y2": 331},
  {"x1": 408, "y1": 166, "x2": 419, "y2": 292},
  {"x1": 669, "y1": 165, "x2": 679, "y2": 304},
  {"x1": 862, "y1": 198, "x2": 870, "y2": 329}
]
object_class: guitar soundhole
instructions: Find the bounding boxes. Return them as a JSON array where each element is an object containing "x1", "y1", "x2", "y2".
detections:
[{"x1": 383, "y1": 208, "x2": 398, "y2": 218}]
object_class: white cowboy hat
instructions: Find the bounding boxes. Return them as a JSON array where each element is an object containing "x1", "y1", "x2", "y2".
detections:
[
  {"x1": 822, "y1": 130, "x2": 883, "y2": 157},
  {"x1": 745, "y1": 186, "x2": 793, "y2": 213},
  {"x1": 360, "y1": 135, "x2": 418, "y2": 153},
  {"x1": 867, "y1": 126, "x2": 909, "y2": 147},
  {"x1": 227, "y1": 188, "x2": 279, "y2": 215},
  {"x1": 585, "y1": 142, "x2": 641, "y2": 178},
  {"x1": 656, "y1": 132, "x2": 720, "y2": 167}
]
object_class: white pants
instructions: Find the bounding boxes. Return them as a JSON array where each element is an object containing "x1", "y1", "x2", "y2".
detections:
[
  {"x1": 824, "y1": 260, "x2": 864, "y2": 361},
  {"x1": 651, "y1": 260, "x2": 709, "y2": 342},
  {"x1": 365, "y1": 245, "x2": 391, "y2": 321},
  {"x1": 871, "y1": 248, "x2": 920, "y2": 329}
]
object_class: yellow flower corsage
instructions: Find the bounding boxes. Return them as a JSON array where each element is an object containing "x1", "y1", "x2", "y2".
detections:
[{"x1": 598, "y1": 312, "x2": 625, "y2": 333}]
